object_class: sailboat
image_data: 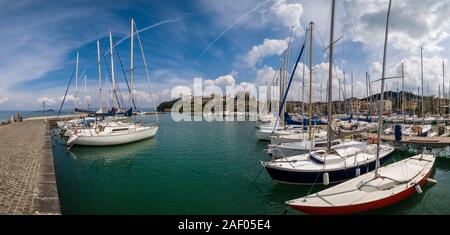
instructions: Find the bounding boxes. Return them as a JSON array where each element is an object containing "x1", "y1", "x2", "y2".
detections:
[
  {"x1": 255, "y1": 36, "x2": 305, "y2": 141},
  {"x1": 267, "y1": 137, "x2": 341, "y2": 158},
  {"x1": 67, "y1": 18, "x2": 159, "y2": 147},
  {"x1": 286, "y1": 153, "x2": 435, "y2": 214},
  {"x1": 286, "y1": 0, "x2": 436, "y2": 214},
  {"x1": 261, "y1": 3, "x2": 394, "y2": 186}
]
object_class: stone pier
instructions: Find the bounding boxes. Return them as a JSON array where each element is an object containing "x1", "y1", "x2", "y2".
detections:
[{"x1": 0, "y1": 120, "x2": 60, "y2": 215}]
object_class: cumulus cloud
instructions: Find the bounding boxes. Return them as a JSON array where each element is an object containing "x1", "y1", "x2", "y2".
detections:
[
  {"x1": 390, "y1": 55, "x2": 448, "y2": 95},
  {"x1": 0, "y1": 96, "x2": 8, "y2": 104},
  {"x1": 204, "y1": 75, "x2": 236, "y2": 87},
  {"x1": 245, "y1": 38, "x2": 289, "y2": 67},
  {"x1": 341, "y1": 0, "x2": 450, "y2": 54},
  {"x1": 58, "y1": 95, "x2": 79, "y2": 106},
  {"x1": 256, "y1": 66, "x2": 278, "y2": 85},
  {"x1": 271, "y1": 0, "x2": 304, "y2": 32},
  {"x1": 37, "y1": 97, "x2": 56, "y2": 106}
]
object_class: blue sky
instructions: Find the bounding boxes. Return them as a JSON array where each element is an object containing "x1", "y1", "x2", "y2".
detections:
[{"x1": 1, "y1": 0, "x2": 450, "y2": 110}]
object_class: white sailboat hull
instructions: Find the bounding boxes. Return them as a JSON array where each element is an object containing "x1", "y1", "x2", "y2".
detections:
[
  {"x1": 286, "y1": 154, "x2": 435, "y2": 214},
  {"x1": 69, "y1": 125, "x2": 158, "y2": 146}
]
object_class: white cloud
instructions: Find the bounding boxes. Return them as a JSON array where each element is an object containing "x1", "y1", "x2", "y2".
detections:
[
  {"x1": 59, "y1": 95, "x2": 79, "y2": 105},
  {"x1": 0, "y1": 96, "x2": 8, "y2": 104},
  {"x1": 245, "y1": 38, "x2": 289, "y2": 67},
  {"x1": 0, "y1": 1, "x2": 128, "y2": 108},
  {"x1": 341, "y1": 0, "x2": 450, "y2": 55},
  {"x1": 256, "y1": 66, "x2": 277, "y2": 85},
  {"x1": 37, "y1": 97, "x2": 56, "y2": 106},
  {"x1": 390, "y1": 55, "x2": 448, "y2": 96},
  {"x1": 204, "y1": 75, "x2": 236, "y2": 87},
  {"x1": 271, "y1": 0, "x2": 304, "y2": 32}
]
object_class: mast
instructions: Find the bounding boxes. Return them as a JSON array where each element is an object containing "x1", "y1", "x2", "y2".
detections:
[
  {"x1": 366, "y1": 72, "x2": 369, "y2": 114},
  {"x1": 279, "y1": 67, "x2": 283, "y2": 124},
  {"x1": 338, "y1": 75, "x2": 341, "y2": 114},
  {"x1": 282, "y1": 27, "x2": 293, "y2": 123},
  {"x1": 308, "y1": 21, "x2": 314, "y2": 140},
  {"x1": 97, "y1": 40, "x2": 103, "y2": 112},
  {"x1": 439, "y1": 85, "x2": 441, "y2": 115},
  {"x1": 369, "y1": 74, "x2": 373, "y2": 115},
  {"x1": 343, "y1": 71, "x2": 347, "y2": 114},
  {"x1": 109, "y1": 32, "x2": 116, "y2": 108},
  {"x1": 375, "y1": 0, "x2": 392, "y2": 177},
  {"x1": 443, "y1": 61, "x2": 445, "y2": 116},
  {"x1": 84, "y1": 74, "x2": 87, "y2": 110},
  {"x1": 327, "y1": 0, "x2": 335, "y2": 151},
  {"x1": 281, "y1": 51, "x2": 287, "y2": 125},
  {"x1": 351, "y1": 72, "x2": 354, "y2": 98},
  {"x1": 130, "y1": 18, "x2": 135, "y2": 110},
  {"x1": 417, "y1": 86, "x2": 420, "y2": 116},
  {"x1": 421, "y1": 47, "x2": 424, "y2": 123},
  {"x1": 402, "y1": 63, "x2": 405, "y2": 123},
  {"x1": 75, "y1": 52, "x2": 79, "y2": 108},
  {"x1": 302, "y1": 30, "x2": 307, "y2": 118}
]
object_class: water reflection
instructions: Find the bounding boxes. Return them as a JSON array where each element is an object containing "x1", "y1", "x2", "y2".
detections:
[{"x1": 67, "y1": 138, "x2": 158, "y2": 164}]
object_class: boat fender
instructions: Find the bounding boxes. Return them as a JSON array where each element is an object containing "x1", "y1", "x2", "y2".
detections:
[
  {"x1": 414, "y1": 183, "x2": 423, "y2": 194},
  {"x1": 426, "y1": 178, "x2": 437, "y2": 184},
  {"x1": 355, "y1": 168, "x2": 361, "y2": 177},
  {"x1": 323, "y1": 172, "x2": 330, "y2": 185}
]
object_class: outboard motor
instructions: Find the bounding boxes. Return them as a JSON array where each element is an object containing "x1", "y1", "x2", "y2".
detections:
[{"x1": 394, "y1": 124, "x2": 402, "y2": 142}]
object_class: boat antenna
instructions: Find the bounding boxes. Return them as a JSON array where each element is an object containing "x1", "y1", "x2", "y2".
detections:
[{"x1": 375, "y1": 0, "x2": 392, "y2": 177}]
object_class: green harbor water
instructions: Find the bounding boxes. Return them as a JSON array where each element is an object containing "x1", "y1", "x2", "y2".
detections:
[{"x1": 52, "y1": 114, "x2": 450, "y2": 215}]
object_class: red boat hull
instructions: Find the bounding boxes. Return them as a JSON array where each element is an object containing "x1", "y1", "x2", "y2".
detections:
[{"x1": 289, "y1": 167, "x2": 434, "y2": 215}]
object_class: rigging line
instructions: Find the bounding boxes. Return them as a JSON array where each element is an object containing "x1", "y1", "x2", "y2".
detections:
[
  {"x1": 112, "y1": 37, "x2": 138, "y2": 111},
  {"x1": 104, "y1": 73, "x2": 111, "y2": 108},
  {"x1": 57, "y1": 65, "x2": 77, "y2": 117},
  {"x1": 338, "y1": 0, "x2": 372, "y2": 72},
  {"x1": 134, "y1": 20, "x2": 159, "y2": 123},
  {"x1": 313, "y1": 24, "x2": 328, "y2": 52},
  {"x1": 196, "y1": 0, "x2": 272, "y2": 61},
  {"x1": 251, "y1": 165, "x2": 265, "y2": 184},
  {"x1": 262, "y1": 60, "x2": 282, "y2": 115},
  {"x1": 102, "y1": 53, "x2": 123, "y2": 110},
  {"x1": 273, "y1": 35, "x2": 307, "y2": 133}
]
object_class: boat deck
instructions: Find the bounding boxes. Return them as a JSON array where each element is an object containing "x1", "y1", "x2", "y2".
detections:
[{"x1": 0, "y1": 120, "x2": 60, "y2": 214}]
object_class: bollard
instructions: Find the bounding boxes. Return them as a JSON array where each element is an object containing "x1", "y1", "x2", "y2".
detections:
[
  {"x1": 394, "y1": 124, "x2": 402, "y2": 141},
  {"x1": 438, "y1": 126, "x2": 445, "y2": 136}
]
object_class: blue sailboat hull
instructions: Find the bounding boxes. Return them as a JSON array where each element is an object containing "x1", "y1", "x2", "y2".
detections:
[{"x1": 284, "y1": 112, "x2": 327, "y2": 126}]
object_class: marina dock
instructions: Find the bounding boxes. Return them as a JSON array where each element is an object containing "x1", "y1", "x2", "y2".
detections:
[
  {"x1": 360, "y1": 132, "x2": 450, "y2": 147},
  {"x1": 0, "y1": 120, "x2": 60, "y2": 215}
]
